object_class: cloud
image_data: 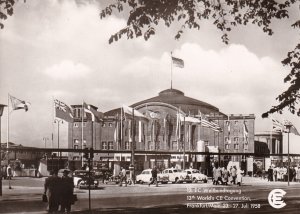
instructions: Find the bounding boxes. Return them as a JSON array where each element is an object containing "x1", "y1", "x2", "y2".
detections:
[{"x1": 43, "y1": 60, "x2": 92, "y2": 80}]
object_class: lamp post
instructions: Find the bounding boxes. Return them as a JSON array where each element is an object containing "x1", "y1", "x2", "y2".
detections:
[
  {"x1": 54, "y1": 119, "x2": 63, "y2": 157},
  {"x1": 0, "y1": 104, "x2": 7, "y2": 196},
  {"x1": 284, "y1": 123, "x2": 292, "y2": 186}
]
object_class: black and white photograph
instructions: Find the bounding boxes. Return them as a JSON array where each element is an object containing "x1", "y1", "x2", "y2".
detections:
[{"x1": 0, "y1": 0, "x2": 300, "y2": 213}]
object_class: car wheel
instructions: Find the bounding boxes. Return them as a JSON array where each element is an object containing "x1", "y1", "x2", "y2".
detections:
[
  {"x1": 203, "y1": 179, "x2": 208, "y2": 183},
  {"x1": 193, "y1": 178, "x2": 198, "y2": 183},
  {"x1": 139, "y1": 180, "x2": 143, "y2": 184},
  {"x1": 175, "y1": 177, "x2": 179, "y2": 183},
  {"x1": 77, "y1": 180, "x2": 82, "y2": 187}
]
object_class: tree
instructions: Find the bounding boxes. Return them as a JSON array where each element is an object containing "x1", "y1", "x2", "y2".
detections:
[
  {"x1": 100, "y1": 0, "x2": 300, "y2": 117},
  {"x1": 0, "y1": 0, "x2": 16, "y2": 29}
]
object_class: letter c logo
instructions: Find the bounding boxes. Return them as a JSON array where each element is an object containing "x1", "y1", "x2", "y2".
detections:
[{"x1": 268, "y1": 189, "x2": 286, "y2": 209}]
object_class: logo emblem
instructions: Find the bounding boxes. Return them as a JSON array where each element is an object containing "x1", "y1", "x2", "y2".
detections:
[{"x1": 268, "y1": 189, "x2": 286, "y2": 209}]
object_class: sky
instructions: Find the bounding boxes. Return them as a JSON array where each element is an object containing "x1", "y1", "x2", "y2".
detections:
[{"x1": 0, "y1": 0, "x2": 299, "y2": 148}]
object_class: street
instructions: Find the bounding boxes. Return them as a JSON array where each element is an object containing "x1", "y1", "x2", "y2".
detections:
[{"x1": 0, "y1": 177, "x2": 300, "y2": 213}]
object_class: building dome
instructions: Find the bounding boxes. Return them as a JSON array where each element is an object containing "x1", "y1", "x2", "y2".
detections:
[{"x1": 132, "y1": 88, "x2": 223, "y2": 116}]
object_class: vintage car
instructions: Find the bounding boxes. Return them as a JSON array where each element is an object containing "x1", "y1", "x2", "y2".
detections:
[
  {"x1": 136, "y1": 169, "x2": 169, "y2": 184},
  {"x1": 73, "y1": 170, "x2": 99, "y2": 189},
  {"x1": 160, "y1": 168, "x2": 192, "y2": 183},
  {"x1": 184, "y1": 169, "x2": 208, "y2": 183}
]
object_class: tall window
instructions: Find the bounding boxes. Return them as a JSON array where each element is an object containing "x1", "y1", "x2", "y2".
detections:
[
  {"x1": 74, "y1": 123, "x2": 79, "y2": 128},
  {"x1": 74, "y1": 145, "x2": 78, "y2": 149},
  {"x1": 125, "y1": 141, "x2": 130, "y2": 150},
  {"x1": 225, "y1": 144, "x2": 229, "y2": 150},
  {"x1": 172, "y1": 141, "x2": 177, "y2": 150},
  {"x1": 108, "y1": 123, "x2": 113, "y2": 127},
  {"x1": 234, "y1": 144, "x2": 239, "y2": 150},
  {"x1": 108, "y1": 141, "x2": 114, "y2": 150},
  {"x1": 102, "y1": 141, "x2": 107, "y2": 150},
  {"x1": 244, "y1": 143, "x2": 248, "y2": 150},
  {"x1": 225, "y1": 137, "x2": 230, "y2": 144},
  {"x1": 74, "y1": 139, "x2": 79, "y2": 144}
]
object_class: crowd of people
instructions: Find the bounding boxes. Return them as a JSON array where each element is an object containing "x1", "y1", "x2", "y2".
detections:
[
  {"x1": 212, "y1": 165, "x2": 244, "y2": 186},
  {"x1": 265, "y1": 165, "x2": 300, "y2": 182},
  {"x1": 44, "y1": 169, "x2": 74, "y2": 213}
]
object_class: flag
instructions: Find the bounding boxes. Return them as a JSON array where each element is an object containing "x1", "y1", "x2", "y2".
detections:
[
  {"x1": 178, "y1": 113, "x2": 200, "y2": 123},
  {"x1": 83, "y1": 102, "x2": 103, "y2": 122},
  {"x1": 226, "y1": 115, "x2": 231, "y2": 136},
  {"x1": 10, "y1": 95, "x2": 30, "y2": 112},
  {"x1": 243, "y1": 120, "x2": 248, "y2": 142},
  {"x1": 54, "y1": 99, "x2": 73, "y2": 122},
  {"x1": 172, "y1": 56, "x2": 184, "y2": 68},
  {"x1": 122, "y1": 105, "x2": 147, "y2": 119},
  {"x1": 283, "y1": 120, "x2": 300, "y2": 135},
  {"x1": 272, "y1": 118, "x2": 283, "y2": 132}
]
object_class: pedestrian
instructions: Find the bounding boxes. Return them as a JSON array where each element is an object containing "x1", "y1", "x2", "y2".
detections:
[
  {"x1": 60, "y1": 169, "x2": 74, "y2": 213},
  {"x1": 267, "y1": 166, "x2": 273, "y2": 182},
  {"x1": 215, "y1": 167, "x2": 223, "y2": 185},
  {"x1": 149, "y1": 166, "x2": 158, "y2": 187},
  {"x1": 119, "y1": 167, "x2": 127, "y2": 187},
  {"x1": 236, "y1": 169, "x2": 243, "y2": 186},
  {"x1": 296, "y1": 166, "x2": 300, "y2": 182},
  {"x1": 273, "y1": 167, "x2": 278, "y2": 182},
  {"x1": 44, "y1": 169, "x2": 61, "y2": 213},
  {"x1": 2, "y1": 165, "x2": 7, "y2": 180},
  {"x1": 222, "y1": 167, "x2": 229, "y2": 185},
  {"x1": 230, "y1": 166, "x2": 237, "y2": 184},
  {"x1": 7, "y1": 164, "x2": 12, "y2": 180}
]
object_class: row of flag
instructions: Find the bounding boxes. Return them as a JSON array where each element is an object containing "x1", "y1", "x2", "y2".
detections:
[{"x1": 7, "y1": 95, "x2": 299, "y2": 137}]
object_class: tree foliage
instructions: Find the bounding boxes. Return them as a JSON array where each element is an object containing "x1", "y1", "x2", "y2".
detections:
[
  {"x1": 100, "y1": 0, "x2": 300, "y2": 118},
  {"x1": 0, "y1": 0, "x2": 16, "y2": 29},
  {"x1": 1, "y1": 0, "x2": 299, "y2": 118}
]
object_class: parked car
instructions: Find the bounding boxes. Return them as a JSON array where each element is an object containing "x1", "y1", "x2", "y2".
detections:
[
  {"x1": 136, "y1": 169, "x2": 169, "y2": 184},
  {"x1": 160, "y1": 168, "x2": 192, "y2": 183},
  {"x1": 73, "y1": 170, "x2": 99, "y2": 189},
  {"x1": 57, "y1": 168, "x2": 73, "y2": 178},
  {"x1": 184, "y1": 169, "x2": 208, "y2": 183}
]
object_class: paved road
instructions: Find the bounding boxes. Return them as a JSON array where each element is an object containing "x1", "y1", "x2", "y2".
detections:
[{"x1": 0, "y1": 177, "x2": 300, "y2": 213}]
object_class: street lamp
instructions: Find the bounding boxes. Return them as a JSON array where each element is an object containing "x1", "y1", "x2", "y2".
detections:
[
  {"x1": 284, "y1": 123, "x2": 292, "y2": 186},
  {"x1": 0, "y1": 104, "x2": 7, "y2": 196}
]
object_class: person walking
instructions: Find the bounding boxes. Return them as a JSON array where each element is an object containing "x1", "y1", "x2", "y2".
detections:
[
  {"x1": 296, "y1": 166, "x2": 300, "y2": 182},
  {"x1": 7, "y1": 164, "x2": 12, "y2": 180},
  {"x1": 119, "y1": 167, "x2": 127, "y2": 187},
  {"x1": 230, "y1": 166, "x2": 237, "y2": 184},
  {"x1": 222, "y1": 167, "x2": 229, "y2": 185},
  {"x1": 148, "y1": 166, "x2": 158, "y2": 187},
  {"x1": 44, "y1": 169, "x2": 61, "y2": 213},
  {"x1": 60, "y1": 170, "x2": 74, "y2": 213},
  {"x1": 267, "y1": 166, "x2": 273, "y2": 182}
]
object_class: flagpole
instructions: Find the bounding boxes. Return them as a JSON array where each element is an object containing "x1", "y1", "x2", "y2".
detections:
[
  {"x1": 171, "y1": 52, "x2": 173, "y2": 89},
  {"x1": 52, "y1": 96, "x2": 55, "y2": 149},
  {"x1": 7, "y1": 94, "x2": 9, "y2": 153},
  {"x1": 183, "y1": 115, "x2": 186, "y2": 170},
  {"x1": 82, "y1": 101, "x2": 84, "y2": 168}
]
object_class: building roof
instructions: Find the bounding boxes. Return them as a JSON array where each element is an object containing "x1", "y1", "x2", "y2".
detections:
[{"x1": 104, "y1": 88, "x2": 227, "y2": 117}]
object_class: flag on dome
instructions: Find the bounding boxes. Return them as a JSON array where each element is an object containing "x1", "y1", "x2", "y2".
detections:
[
  {"x1": 172, "y1": 56, "x2": 184, "y2": 68},
  {"x1": 10, "y1": 95, "x2": 30, "y2": 112}
]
